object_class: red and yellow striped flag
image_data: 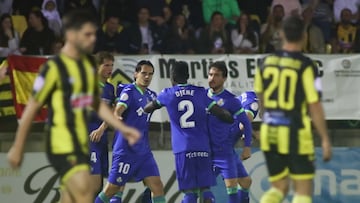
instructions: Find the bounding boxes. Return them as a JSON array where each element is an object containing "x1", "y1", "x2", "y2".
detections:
[{"x1": 8, "y1": 55, "x2": 48, "y2": 122}]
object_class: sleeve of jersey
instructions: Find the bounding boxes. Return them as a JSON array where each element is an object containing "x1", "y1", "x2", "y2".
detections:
[
  {"x1": 32, "y1": 62, "x2": 57, "y2": 105},
  {"x1": 233, "y1": 100, "x2": 252, "y2": 147},
  {"x1": 102, "y1": 84, "x2": 115, "y2": 105},
  {"x1": 204, "y1": 89, "x2": 216, "y2": 110},
  {"x1": 117, "y1": 88, "x2": 131, "y2": 109},
  {"x1": 302, "y1": 65, "x2": 320, "y2": 104},
  {"x1": 155, "y1": 89, "x2": 167, "y2": 107},
  {"x1": 115, "y1": 84, "x2": 126, "y2": 103},
  {"x1": 253, "y1": 66, "x2": 263, "y2": 93}
]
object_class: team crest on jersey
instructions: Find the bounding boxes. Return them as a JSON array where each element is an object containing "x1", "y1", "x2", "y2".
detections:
[
  {"x1": 136, "y1": 107, "x2": 145, "y2": 116},
  {"x1": 250, "y1": 102, "x2": 259, "y2": 111},
  {"x1": 120, "y1": 93, "x2": 129, "y2": 101},
  {"x1": 217, "y1": 98, "x2": 224, "y2": 106}
]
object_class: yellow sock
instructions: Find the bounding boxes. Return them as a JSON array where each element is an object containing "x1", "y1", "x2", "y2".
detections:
[
  {"x1": 292, "y1": 194, "x2": 312, "y2": 203},
  {"x1": 260, "y1": 187, "x2": 284, "y2": 203}
]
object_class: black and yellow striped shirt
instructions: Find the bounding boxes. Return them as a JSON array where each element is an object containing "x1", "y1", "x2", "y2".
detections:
[
  {"x1": 254, "y1": 51, "x2": 320, "y2": 155},
  {"x1": 0, "y1": 59, "x2": 16, "y2": 117},
  {"x1": 32, "y1": 54, "x2": 99, "y2": 155}
]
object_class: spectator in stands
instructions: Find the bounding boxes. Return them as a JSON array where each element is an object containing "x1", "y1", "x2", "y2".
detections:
[
  {"x1": 202, "y1": 0, "x2": 241, "y2": 27},
  {"x1": 231, "y1": 13, "x2": 259, "y2": 53},
  {"x1": 163, "y1": 6, "x2": 173, "y2": 27},
  {"x1": 170, "y1": 0, "x2": 205, "y2": 30},
  {"x1": 0, "y1": 14, "x2": 21, "y2": 57},
  {"x1": 331, "y1": 8, "x2": 359, "y2": 53},
  {"x1": 122, "y1": 7, "x2": 163, "y2": 54},
  {"x1": 41, "y1": 0, "x2": 62, "y2": 37},
  {"x1": 20, "y1": 10, "x2": 55, "y2": 55},
  {"x1": 271, "y1": 0, "x2": 302, "y2": 18},
  {"x1": 312, "y1": 0, "x2": 334, "y2": 42},
  {"x1": 136, "y1": 0, "x2": 166, "y2": 26},
  {"x1": 333, "y1": 0, "x2": 360, "y2": 23},
  {"x1": 163, "y1": 14, "x2": 195, "y2": 54},
  {"x1": 94, "y1": 15, "x2": 125, "y2": 54},
  {"x1": 261, "y1": 4, "x2": 284, "y2": 53},
  {"x1": 51, "y1": 37, "x2": 63, "y2": 54},
  {"x1": 105, "y1": 0, "x2": 136, "y2": 25},
  {"x1": 237, "y1": 0, "x2": 272, "y2": 24},
  {"x1": 197, "y1": 11, "x2": 231, "y2": 54},
  {"x1": 302, "y1": 5, "x2": 326, "y2": 53}
]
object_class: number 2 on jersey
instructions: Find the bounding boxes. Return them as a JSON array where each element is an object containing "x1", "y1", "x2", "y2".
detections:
[
  {"x1": 178, "y1": 100, "x2": 195, "y2": 128},
  {"x1": 263, "y1": 67, "x2": 297, "y2": 110}
]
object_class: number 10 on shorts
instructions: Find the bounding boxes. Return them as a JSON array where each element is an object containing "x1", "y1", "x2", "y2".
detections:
[{"x1": 118, "y1": 162, "x2": 130, "y2": 174}]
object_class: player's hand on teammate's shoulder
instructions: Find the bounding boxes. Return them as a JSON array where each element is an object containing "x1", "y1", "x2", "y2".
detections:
[
  {"x1": 321, "y1": 137, "x2": 332, "y2": 162},
  {"x1": 123, "y1": 127, "x2": 141, "y2": 145},
  {"x1": 7, "y1": 145, "x2": 24, "y2": 169}
]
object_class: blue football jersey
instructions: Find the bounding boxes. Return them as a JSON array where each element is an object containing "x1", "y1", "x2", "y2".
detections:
[
  {"x1": 238, "y1": 91, "x2": 259, "y2": 119},
  {"x1": 113, "y1": 84, "x2": 157, "y2": 155},
  {"x1": 88, "y1": 81, "x2": 116, "y2": 143},
  {"x1": 207, "y1": 89, "x2": 244, "y2": 153},
  {"x1": 156, "y1": 84, "x2": 216, "y2": 154}
]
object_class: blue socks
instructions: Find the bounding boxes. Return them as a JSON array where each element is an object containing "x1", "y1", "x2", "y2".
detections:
[
  {"x1": 95, "y1": 191, "x2": 110, "y2": 203},
  {"x1": 227, "y1": 187, "x2": 240, "y2": 203},
  {"x1": 182, "y1": 192, "x2": 197, "y2": 203},
  {"x1": 109, "y1": 191, "x2": 123, "y2": 203},
  {"x1": 202, "y1": 189, "x2": 215, "y2": 203},
  {"x1": 238, "y1": 187, "x2": 250, "y2": 203}
]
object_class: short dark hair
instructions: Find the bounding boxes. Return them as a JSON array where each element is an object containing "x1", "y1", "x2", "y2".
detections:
[
  {"x1": 95, "y1": 51, "x2": 114, "y2": 65},
  {"x1": 210, "y1": 11, "x2": 223, "y2": 21},
  {"x1": 62, "y1": 9, "x2": 98, "y2": 32},
  {"x1": 210, "y1": 61, "x2": 228, "y2": 78},
  {"x1": 282, "y1": 16, "x2": 305, "y2": 43},
  {"x1": 135, "y1": 60, "x2": 154, "y2": 72},
  {"x1": 171, "y1": 61, "x2": 189, "y2": 83}
]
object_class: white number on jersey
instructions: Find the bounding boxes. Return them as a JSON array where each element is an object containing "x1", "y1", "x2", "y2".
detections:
[
  {"x1": 118, "y1": 162, "x2": 131, "y2": 174},
  {"x1": 178, "y1": 100, "x2": 195, "y2": 128},
  {"x1": 90, "y1": 152, "x2": 97, "y2": 163}
]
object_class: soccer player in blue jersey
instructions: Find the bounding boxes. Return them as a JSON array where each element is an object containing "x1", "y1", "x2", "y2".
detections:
[
  {"x1": 207, "y1": 61, "x2": 253, "y2": 203},
  {"x1": 88, "y1": 52, "x2": 116, "y2": 195},
  {"x1": 144, "y1": 61, "x2": 234, "y2": 203},
  {"x1": 95, "y1": 60, "x2": 165, "y2": 203}
]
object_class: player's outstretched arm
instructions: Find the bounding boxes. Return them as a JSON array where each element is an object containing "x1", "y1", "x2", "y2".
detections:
[
  {"x1": 209, "y1": 104, "x2": 234, "y2": 123},
  {"x1": 97, "y1": 101, "x2": 140, "y2": 145},
  {"x1": 7, "y1": 98, "x2": 42, "y2": 169},
  {"x1": 144, "y1": 100, "x2": 162, "y2": 113},
  {"x1": 309, "y1": 101, "x2": 332, "y2": 162}
]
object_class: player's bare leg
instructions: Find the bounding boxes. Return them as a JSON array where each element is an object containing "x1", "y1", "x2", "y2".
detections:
[
  {"x1": 143, "y1": 176, "x2": 166, "y2": 203},
  {"x1": 224, "y1": 178, "x2": 240, "y2": 203},
  {"x1": 237, "y1": 176, "x2": 252, "y2": 203},
  {"x1": 91, "y1": 174, "x2": 103, "y2": 196},
  {"x1": 59, "y1": 187, "x2": 73, "y2": 203},
  {"x1": 292, "y1": 179, "x2": 313, "y2": 203},
  {"x1": 64, "y1": 170, "x2": 94, "y2": 203}
]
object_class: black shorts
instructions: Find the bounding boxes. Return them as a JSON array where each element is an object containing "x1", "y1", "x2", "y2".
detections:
[
  {"x1": 263, "y1": 151, "x2": 315, "y2": 182},
  {"x1": 47, "y1": 152, "x2": 90, "y2": 184}
]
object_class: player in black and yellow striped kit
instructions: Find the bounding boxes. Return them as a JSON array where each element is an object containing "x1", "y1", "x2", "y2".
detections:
[
  {"x1": 254, "y1": 16, "x2": 332, "y2": 203},
  {"x1": 7, "y1": 10, "x2": 140, "y2": 203}
]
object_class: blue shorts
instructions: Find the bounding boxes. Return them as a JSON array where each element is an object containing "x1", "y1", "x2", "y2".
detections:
[
  {"x1": 175, "y1": 151, "x2": 216, "y2": 191},
  {"x1": 234, "y1": 153, "x2": 249, "y2": 178},
  {"x1": 213, "y1": 152, "x2": 238, "y2": 179},
  {"x1": 90, "y1": 142, "x2": 109, "y2": 176},
  {"x1": 88, "y1": 123, "x2": 109, "y2": 176},
  {"x1": 108, "y1": 152, "x2": 160, "y2": 186}
]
